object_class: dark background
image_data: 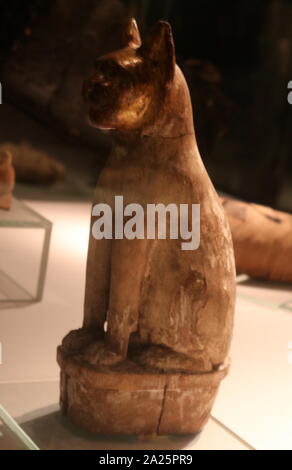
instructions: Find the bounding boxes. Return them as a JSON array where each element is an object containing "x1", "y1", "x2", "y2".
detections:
[{"x1": 0, "y1": 0, "x2": 291, "y2": 209}]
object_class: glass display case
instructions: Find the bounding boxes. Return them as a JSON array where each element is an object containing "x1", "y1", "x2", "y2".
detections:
[
  {"x1": 0, "y1": 405, "x2": 39, "y2": 450},
  {"x1": 0, "y1": 199, "x2": 52, "y2": 305}
]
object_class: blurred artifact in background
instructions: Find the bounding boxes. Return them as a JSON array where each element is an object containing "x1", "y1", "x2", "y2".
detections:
[
  {"x1": 0, "y1": 150, "x2": 15, "y2": 210},
  {"x1": 0, "y1": 142, "x2": 64, "y2": 185},
  {"x1": 222, "y1": 197, "x2": 292, "y2": 284},
  {"x1": 58, "y1": 19, "x2": 236, "y2": 436}
]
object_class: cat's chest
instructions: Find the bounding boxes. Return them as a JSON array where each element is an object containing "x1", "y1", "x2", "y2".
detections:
[
  {"x1": 95, "y1": 142, "x2": 195, "y2": 206},
  {"x1": 96, "y1": 159, "x2": 173, "y2": 204}
]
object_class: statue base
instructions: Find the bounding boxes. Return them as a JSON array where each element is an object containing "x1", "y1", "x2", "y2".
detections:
[{"x1": 57, "y1": 346, "x2": 228, "y2": 436}]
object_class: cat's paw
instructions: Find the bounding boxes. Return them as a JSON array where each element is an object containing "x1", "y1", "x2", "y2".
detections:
[
  {"x1": 61, "y1": 328, "x2": 97, "y2": 355},
  {"x1": 81, "y1": 341, "x2": 123, "y2": 367},
  {"x1": 134, "y1": 345, "x2": 212, "y2": 373}
]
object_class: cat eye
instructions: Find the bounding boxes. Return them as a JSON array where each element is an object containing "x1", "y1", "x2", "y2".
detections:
[{"x1": 96, "y1": 74, "x2": 110, "y2": 87}]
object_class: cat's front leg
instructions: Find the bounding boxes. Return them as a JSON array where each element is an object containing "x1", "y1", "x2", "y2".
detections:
[
  {"x1": 83, "y1": 225, "x2": 112, "y2": 332},
  {"x1": 105, "y1": 237, "x2": 150, "y2": 359},
  {"x1": 62, "y1": 212, "x2": 112, "y2": 356}
]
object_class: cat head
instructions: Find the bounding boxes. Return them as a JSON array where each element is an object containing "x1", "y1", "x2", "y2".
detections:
[{"x1": 83, "y1": 19, "x2": 176, "y2": 132}]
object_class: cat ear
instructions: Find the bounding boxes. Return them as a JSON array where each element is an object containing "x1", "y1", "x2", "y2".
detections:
[
  {"x1": 122, "y1": 18, "x2": 141, "y2": 49},
  {"x1": 140, "y1": 21, "x2": 175, "y2": 82}
]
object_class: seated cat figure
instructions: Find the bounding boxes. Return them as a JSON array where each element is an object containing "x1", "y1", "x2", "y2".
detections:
[
  {"x1": 59, "y1": 19, "x2": 235, "y2": 435},
  {"x1": 0, "y1": 150, "x2": 15, "y2": 210}
]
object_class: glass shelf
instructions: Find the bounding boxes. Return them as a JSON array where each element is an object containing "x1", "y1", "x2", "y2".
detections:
[
  {"x1": 0, "y1": 405, "x2": 39, "y2": 450},
  {"x1": 0, "y1": 199, "x2": 52, "y2": 304}
]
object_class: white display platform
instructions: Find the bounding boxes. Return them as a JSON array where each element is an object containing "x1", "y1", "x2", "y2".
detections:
[{"x1": 0, "y1": 201, "x2": 291, "y2": 450}]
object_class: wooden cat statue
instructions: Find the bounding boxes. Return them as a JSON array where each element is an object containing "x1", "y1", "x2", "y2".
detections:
[
  {"x1": 58, "y1": 19, "x2": 236, "y2": 435},
  {"x1": 0, "y1": 150, "x2": 15, "y2": 210}
]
